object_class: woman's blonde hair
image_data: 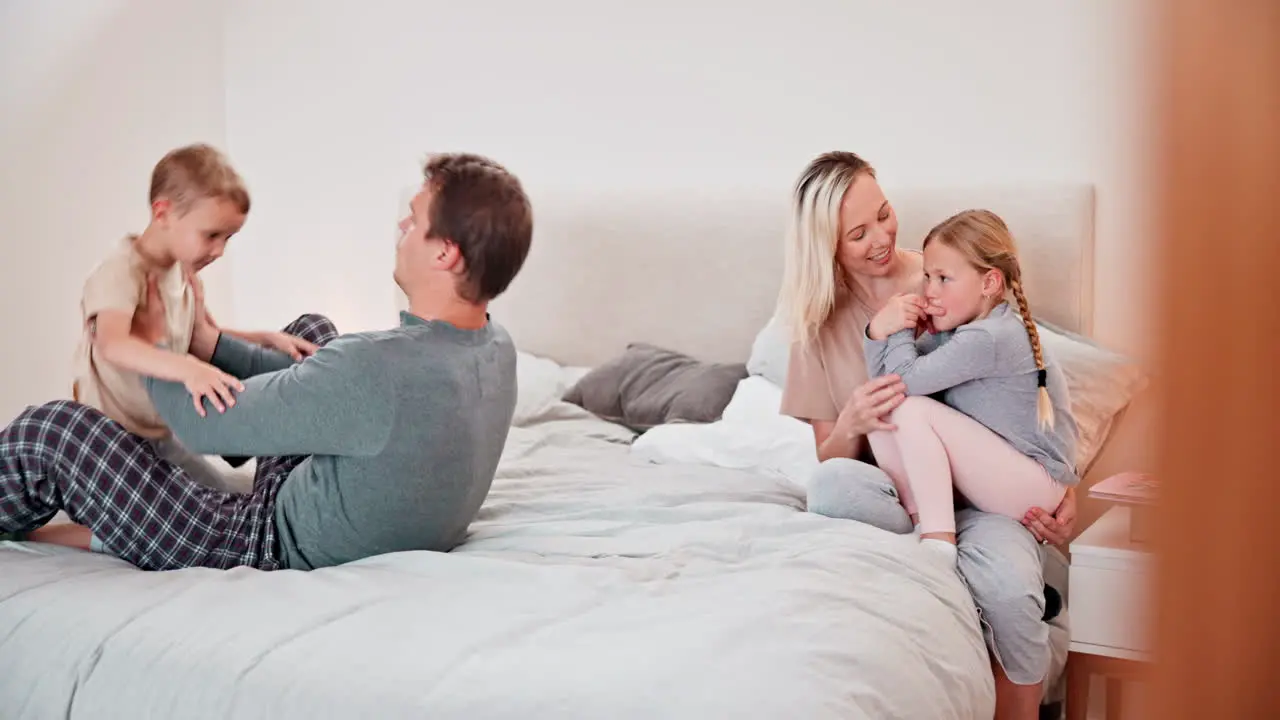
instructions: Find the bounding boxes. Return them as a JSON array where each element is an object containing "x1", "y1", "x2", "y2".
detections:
[
  {"x1": 776, "y1": 151, "x2": 875, "y2": 346},
  {"x1": 923, "y1": 209, "x2": 1055, "y2": 430}
]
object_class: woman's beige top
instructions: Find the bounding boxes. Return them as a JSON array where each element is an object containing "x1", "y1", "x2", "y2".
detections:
[{"x1": 780, "y1": 250, "x2": 923, "y2": 423}]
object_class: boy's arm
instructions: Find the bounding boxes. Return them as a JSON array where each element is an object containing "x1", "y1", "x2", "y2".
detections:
[
  {"x1": 144, "y1": 335, "x2": 393, "y2": 458},
  {"x1": 93, "y1": 309, "x2": 207, "y2": 381},
  {"x1": 863, "y1": 327, "x2": 998, "y2": 397},
  {"x1": 82, "y1": 260, "x2": 210, "y2": 384}
]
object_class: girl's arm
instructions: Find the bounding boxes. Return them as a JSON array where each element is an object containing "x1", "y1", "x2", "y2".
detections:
[{"x1": 864, "y1": 327, "x2": 999, "y2": 397}]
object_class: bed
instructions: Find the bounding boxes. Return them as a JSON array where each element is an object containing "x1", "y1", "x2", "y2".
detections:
[{"x1": 0, "y1": 182, "x2": 1146, "y2": 719}]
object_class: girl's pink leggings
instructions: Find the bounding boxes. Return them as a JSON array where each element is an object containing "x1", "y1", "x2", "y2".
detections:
[{"x1": 868, "y1": 396, "x2": 1065, "y2": 535}]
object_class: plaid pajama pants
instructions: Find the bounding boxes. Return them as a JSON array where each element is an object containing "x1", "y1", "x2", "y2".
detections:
[{"x1": 0, "y1": 314, "x2": 338, "y2": 571}]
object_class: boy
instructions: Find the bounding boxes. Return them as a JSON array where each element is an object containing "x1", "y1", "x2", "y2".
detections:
[{"x1": 71, "y1": 143, "x2": 316, "y2": 490}]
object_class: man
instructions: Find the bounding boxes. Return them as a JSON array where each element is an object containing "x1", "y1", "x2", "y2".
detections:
[{"x1": 0, "y1": 152, "x2": 533, "y2": 571}]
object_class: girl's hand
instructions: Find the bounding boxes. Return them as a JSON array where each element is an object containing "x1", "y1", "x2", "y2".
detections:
[
  {"x1": 869, "y1": 293, "x2": 927, "y2": 340},
  {"x1": 835, "y1": 374, "x2": 908, "y2": 436}
]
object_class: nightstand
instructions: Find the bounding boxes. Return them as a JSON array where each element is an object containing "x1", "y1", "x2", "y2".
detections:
[{"x1": 1065, "y1": 506, "x2": 1153, "y2": 719}]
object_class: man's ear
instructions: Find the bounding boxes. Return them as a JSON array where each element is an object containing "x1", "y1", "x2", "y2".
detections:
[{"x1": 434, "y1": 239, "x2": 463, "y2": 270}]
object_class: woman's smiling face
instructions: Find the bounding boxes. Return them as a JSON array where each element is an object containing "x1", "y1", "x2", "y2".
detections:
[{"x1": 835, "y1": 174, "x2": 899, "y2": 279}]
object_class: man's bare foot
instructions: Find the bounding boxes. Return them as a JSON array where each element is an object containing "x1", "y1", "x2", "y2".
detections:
[{"x1": 26, "y1": 523, "x2": 93, "y2": 550}]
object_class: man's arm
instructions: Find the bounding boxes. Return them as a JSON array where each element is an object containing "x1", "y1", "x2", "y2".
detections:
[
  {"x1": 145, "y1": 336, "x2": 393, "y2": 458},
  {"x1": 188, "y1": 297, "x2": 295, "y2": 377},
  {"x1": 864, "y1": 326, "x2": 998, "y2": 397},
  {"x1": 206, "y1": 332, "x2": 297, "y2": 379}
]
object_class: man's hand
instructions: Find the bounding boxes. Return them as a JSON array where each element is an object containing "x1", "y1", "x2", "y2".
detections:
[{"x1": 1023, "y1": 486, "x2": 1077, "y2": 545}]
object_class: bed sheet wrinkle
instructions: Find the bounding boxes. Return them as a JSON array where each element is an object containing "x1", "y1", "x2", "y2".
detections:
[
  {"x1": 44, "y1": 572, "x2": 229, "y2": 718},
  {"x1": 225, "y1": 598, "x2": 393, "y2": 714},
  {"x1": 409, "y1": 591, "x2": 616, "y2": 710}
]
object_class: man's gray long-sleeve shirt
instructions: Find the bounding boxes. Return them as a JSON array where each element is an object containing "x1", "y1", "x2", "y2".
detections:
[{"x1": 145, "y1": 311, "x2": 517, "y2": 569}]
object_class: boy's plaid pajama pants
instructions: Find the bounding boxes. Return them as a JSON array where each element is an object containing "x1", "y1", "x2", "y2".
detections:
[{"x1": 0, "y1": 314, "x2": 337, "y2": 571}]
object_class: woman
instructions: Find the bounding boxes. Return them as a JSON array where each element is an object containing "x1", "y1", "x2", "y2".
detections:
[{"x1": 775, "y1": 151, "x2": 1076, "y2": 720}]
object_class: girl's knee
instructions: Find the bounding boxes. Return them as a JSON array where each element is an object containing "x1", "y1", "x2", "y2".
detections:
[{"x1": 887, "y1": 395, "x2": 943, "y2": 423}]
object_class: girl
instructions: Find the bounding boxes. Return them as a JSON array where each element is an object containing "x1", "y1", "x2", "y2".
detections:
[{"x1": 863, "y1": 209, "x2": 1079, "y2": 566}]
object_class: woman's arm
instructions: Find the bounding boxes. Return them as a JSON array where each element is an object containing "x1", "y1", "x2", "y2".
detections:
[
  {"x1": 812, "y1": 420, "x2": 864, "y2": 463},
  {"x1": 807, "y1": 374, "x2": 907, "y2": 461}
]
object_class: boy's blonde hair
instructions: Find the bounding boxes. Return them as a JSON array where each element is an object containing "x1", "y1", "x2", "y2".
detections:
[
  {"x1": 150, "y1": 143, "x2": 250, "y2": 215},
  {"x1": 776, "y1": 151, "x2": 875, "y2": 346},
  {"x1": 923, "y1": 209, "x2": 1055, "y2": 430}
]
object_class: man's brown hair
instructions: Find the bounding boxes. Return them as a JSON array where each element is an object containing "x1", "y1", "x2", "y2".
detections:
[
  {"x1": 422, "y1": 153, "x2": 532, "y2": 302},
  {"x1": 150, "y1": 143, "x2": 250, "y2": 215}
]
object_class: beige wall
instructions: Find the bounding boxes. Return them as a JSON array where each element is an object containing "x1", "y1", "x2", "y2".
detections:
[
  {"x1": 0, "y1": 0, "x2": 229, "y2": 421},
  {"x1": 0, "y1": 0, "x2": 1155, "y2": 488}
]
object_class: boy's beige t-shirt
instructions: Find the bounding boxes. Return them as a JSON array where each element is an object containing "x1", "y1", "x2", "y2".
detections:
[
  {"x1": 72, "y1": 236, "x2": 197, "y2": 439},
  {"x1": 779, "y1": 250, "x2": 923, "y2": 423}
]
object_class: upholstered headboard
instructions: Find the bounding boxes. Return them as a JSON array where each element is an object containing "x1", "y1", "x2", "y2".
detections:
[{"x1": 434, "y1": 183, "x2": 1095, "y2": 367}]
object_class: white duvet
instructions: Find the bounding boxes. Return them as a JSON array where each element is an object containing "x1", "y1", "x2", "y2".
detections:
[{"x1": 0, "y1": 404, "x2": 995, "y2": 719}]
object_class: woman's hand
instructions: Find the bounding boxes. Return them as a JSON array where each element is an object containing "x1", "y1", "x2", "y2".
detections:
[
  {"x1": 868, "y1": 293, "x2": 927, "y2": 340},
  {"x1": 1023, "y1": 486, "x2": 1077, "y2": 545},
  {"x1": 835, "y1": 374, "x2": 908, "y2": 437}
]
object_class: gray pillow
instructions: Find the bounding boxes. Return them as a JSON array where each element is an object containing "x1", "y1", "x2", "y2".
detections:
[{"x1": 562, "y1": 343, "x2": 748, "y2": 431}]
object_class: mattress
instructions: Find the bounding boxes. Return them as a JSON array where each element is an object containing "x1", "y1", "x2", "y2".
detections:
[{"x1": 0, "y1": 408, "x2": 995, "y2": 719}]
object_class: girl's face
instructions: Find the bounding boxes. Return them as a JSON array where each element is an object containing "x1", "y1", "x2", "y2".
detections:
[
  {"x1": 835, "y1": 174, "x2": 899, "y2": 279},
  {"x1": 922, "y1": 241, "x2": 1003, "y2": 331}
]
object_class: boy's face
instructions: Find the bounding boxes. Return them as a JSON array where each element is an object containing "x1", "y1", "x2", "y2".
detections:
[{"x1": 158, "y1": 196, "x2": 246, "y2": 271}]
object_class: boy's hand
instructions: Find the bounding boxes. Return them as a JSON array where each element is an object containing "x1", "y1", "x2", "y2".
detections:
[
  {"x1": 258, "y1": 332, "x2": 318, "y2": 361},
  {"x1": 180, "y1": 357, "x2": 244, "y2": 417}
]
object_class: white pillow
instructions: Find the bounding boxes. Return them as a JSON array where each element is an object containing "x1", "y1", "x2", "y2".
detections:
[
  {"x1": 630, "y1": 376, "x2": 819, "y2": 489},
  {"x1": 1035, "y1": 322, "x2": 1149, "y2": 474},
  {"x1": 745, "y1": 314, "x2": 791, "y2": 389},
  {"x1": 742, "y1": 315, "x2": 1147, "y2": 475},
  {"x1": 513, "y1": 351, "x2": 590, "y2": 427}
]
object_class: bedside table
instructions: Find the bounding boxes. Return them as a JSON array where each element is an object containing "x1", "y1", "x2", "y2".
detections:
[{"x1": 1065, "y1": 506, "x2": 1153, "y2": 720}]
